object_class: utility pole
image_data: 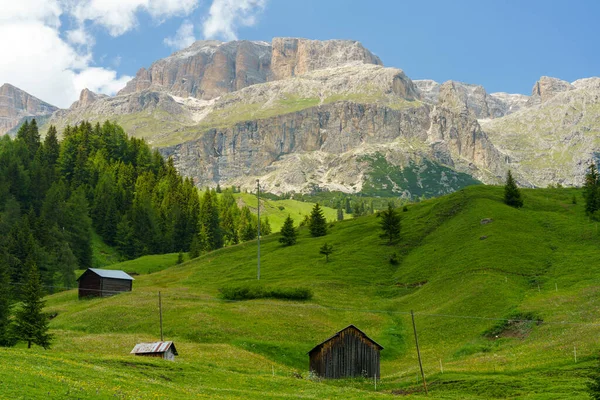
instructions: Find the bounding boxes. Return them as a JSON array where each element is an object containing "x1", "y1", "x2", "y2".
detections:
[
  {"x1": 159, "y1": 291, "x2": 164, "y2": 341},
  {"x1": 257, "y1": 179, "x2": 261, "y2": 280},
  {"x1": 411, "y1": 310, "x2": 428, "y2": 395}
]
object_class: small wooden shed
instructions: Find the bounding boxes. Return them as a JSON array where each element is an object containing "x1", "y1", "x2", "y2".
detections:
[
  {"x1": 77, "y1": 268, "x2": 134, "y2": 299},
  {"x1": 130, "y1": 341, "x2": 178, "y2": 361},
  {"x1": 308, "y1": 324, "x2": 383, "y2": 379}
]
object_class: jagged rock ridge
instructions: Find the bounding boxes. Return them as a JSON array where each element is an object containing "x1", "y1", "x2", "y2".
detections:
[
  {"x1": 0, "y1": 83, "x2": 58, "y2": 135},
  {"x1": 118, "y1": 38, "x2": 382, "y2": 100}
]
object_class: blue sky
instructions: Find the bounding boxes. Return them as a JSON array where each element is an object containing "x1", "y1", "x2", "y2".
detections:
[{"x1": 2, "y1": 0, "x2": 598, "y2": 107}]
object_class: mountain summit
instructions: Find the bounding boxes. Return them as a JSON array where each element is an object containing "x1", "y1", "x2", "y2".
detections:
[
  {"x1": 0, "y1": 84, "x2": 58, "y2": 136},
  {"x1": 8, "y1": 36, "x2": 598, "y2": 196}
]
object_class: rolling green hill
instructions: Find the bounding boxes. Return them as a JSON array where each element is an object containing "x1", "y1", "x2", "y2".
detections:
[
  {"x1": 2, "y1": 185, "x2": 600, "y2": 399},
  {"x1": 232, "y1": 192, "x2": 344, "y2": 232}
]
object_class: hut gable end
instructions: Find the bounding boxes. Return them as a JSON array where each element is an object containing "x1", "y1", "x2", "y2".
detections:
[{"x1": 308, "y1": 325, "x2": 382, "y2": 379}]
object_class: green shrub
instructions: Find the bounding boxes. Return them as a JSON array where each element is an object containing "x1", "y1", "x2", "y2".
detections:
[
  {"x1": 219, "y1": 285, "x2": 313, "y2": 301},
  {"x1": 482, "y1": 311, "x2": 542, "y2": 338}
]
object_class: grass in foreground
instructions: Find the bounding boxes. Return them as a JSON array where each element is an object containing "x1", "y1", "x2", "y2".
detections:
[{"x1": 2, "y1": 185, "x2": 599, "y2": 399}]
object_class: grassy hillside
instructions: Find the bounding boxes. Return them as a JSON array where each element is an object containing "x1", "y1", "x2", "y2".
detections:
[
  {"x1": 233, "y1": 192, "x2": 343, "y2": 232},
  {"x1": 2, "y1": 185, "x2": 600, "y2": 398}
]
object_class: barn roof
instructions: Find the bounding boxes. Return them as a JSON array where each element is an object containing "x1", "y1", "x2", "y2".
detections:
[
  {"x1": 308, "y1": 324, "x2": 384, "y2": 354},
  {"x1": 77, "y1": 268, "x2": 134, "y2": 281},
  {"x1": 130, "y1": 341, "x2": 178, "y2": 355}
]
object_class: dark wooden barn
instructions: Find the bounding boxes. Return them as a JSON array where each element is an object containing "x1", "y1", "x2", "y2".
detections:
[
  {"x1": 130, "y1": 341, "x2": 178, "y2": 361},
  {"x1": 77, "y1": 268, "x2": 134, "y2": 299},
  {"x1": 308, "y1": 324, "x2": 383, "y2": 379}
]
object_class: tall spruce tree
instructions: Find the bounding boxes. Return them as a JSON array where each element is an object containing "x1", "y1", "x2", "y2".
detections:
[
  {"x1": 279, "y1": 215, "x2": 297, "y2": 246},
  {"x1": 199, "y1": 189, "x2": 223, "y2": 250},
  {"x1": 309, "y1": 203, "x2": 327, "y2": 237},
  {"x1": 13, "y1": 263, "x2": 52, "y2": 349},
  {"x1": 504, "y1": 170, "x2": 523, "y2": 208},
  {"x1": 584, "y1": 162, "x2": 600, "y2": 215},
  {"x1": 380, "y1": 203, "x2": 401, "y2": 244}
]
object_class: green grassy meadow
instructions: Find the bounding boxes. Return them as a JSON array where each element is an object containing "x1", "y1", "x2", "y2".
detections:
[
  {"x1": 232, "y1": 192, "x2": 343, "y2": 232},
  {"x1": 2, "y1": 185, "x2": 600, "y2": 398}
]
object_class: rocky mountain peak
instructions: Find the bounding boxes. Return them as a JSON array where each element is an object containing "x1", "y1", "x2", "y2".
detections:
[
  {"x1": 270, "y1": 37, "x2": 382, "y2": 80},
  {"x1": 117, "y1": 37, "x2": 383, "y2": 100},
  {"x1": 528, "y1": 76, "x2": 573, "y2": 105},
  {"x1": 416, "y1": 79, "x2": 529, "y2": 119},
  {"x1": 70, "y1": 88, "x2": 108, "y2": 110},
  {"x1": 0, "y1": 83, "x2": 58, "y2": 135}
]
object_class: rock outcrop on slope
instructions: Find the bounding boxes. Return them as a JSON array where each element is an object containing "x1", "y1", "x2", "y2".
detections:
[
  {"x1": 526, "y1": 76, "x2": 574, "y2": 106},
  {"x1": 70, "y1": 89, "x2": 108, "y2": 110},
  {"x1": 0, "y1": 83, "x2": 58, "y2": 135},
  {"x1": 160, "y1": 94, "x2": 507, "y2": 194},
  {"x1": 415, "y1": 80, "x2": 529, "y2": 119},
  {"x1": 118, "y1": 38, "x2": 382, "y2": 100},
  {"x1": 481, "y1": 76, "x2": 600, "y2": 187}
]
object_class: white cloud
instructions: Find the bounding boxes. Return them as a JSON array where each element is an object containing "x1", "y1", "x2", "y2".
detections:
[
  {"x1": 0, "y1": 0, "x2": 202, "y2": 108},
  {"x1": 70, "y1": 0, "x2": 200, "y2": 36},
  {"x1": 73, "y1": 67, "x2": 132, "y2": 96},
  {"x1": 0, "y1": 0, "x2": 63, "y2": 27},
  {"x1": 203, "y1": 0, "x2": 266, "y2": 41},
  {"x1": 0, "y1": 0, "x2": 269, "y2": 108},
  {"x1": 164, "y1": 21, "x2": 196, "y2": 49}
]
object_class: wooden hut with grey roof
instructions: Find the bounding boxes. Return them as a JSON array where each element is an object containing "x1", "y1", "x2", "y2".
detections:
[
  {"x1": 131, "y1": 341, "x2": 178, "y2": 361},
  {"x1": 308, "y1": 325, "x2": 383, "y2": 379},
  {"x1": 77, "y1": 268, "x2": 134, "y2": 299}
]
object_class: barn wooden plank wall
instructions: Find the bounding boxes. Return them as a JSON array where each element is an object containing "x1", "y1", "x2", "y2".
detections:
[
  {"x1": 101, "y1": 278, "x2": 132, "y2": 297},
  {"x1": 309, "y1": 326, "x2": 381, "y2": 379}
]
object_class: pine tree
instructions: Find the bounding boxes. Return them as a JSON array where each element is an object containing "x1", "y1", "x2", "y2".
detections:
[
  {"x1": 345, "y1": 197, "x2": 352, "y2": 214},
  {"x1": 504, "y1": 170, "x2": 523, "y2": 208},
  {"x1": 12, "y1": 263, "x2": 52, "y2": 349},
  {"x1": 261, "y1": 216, "x2": 272, "y2": 236},
  {"x1": 279, "y1": 215, "x2": 297, "y2": 246},
  {"x1": 584, "y1": 162, "x2": 600, "y2": 215},
  {"x1": 309, "y1": 203, "x2": 327, "y2": 237},
  {"x1": 380, "y1": 203, "x2": 401, "y2": 244},
  {"x1": 189, "y1": 234, "x2": 202, "y2": 259},
  {"x1": 337, "y1": 206, "x2": 344, "y2": 221},
  {"x1": 319, "y1": 243, "x2": 334, "y2": 262},
  {"x1": 199, "y1": 189, "x2": 223, "y2": 250}
]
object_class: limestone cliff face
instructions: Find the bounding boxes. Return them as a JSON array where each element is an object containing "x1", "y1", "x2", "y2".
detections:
[
  {"x1": 118, "y1": 38, "x2": 382, "y2": 100},
  {"x1": 118, "y1": 40, "x2": 272, "y2": 100},
  {"x1": 270, "y1": 38, "x2": 382, "y2": 80},
  {"x1": 481, "y1": 77, "x2": 600, "y2": 187},
  {"x1": 0, "y1": 83, "x2": 58, "y2": 135},
  {"x1": 160, "y1": 99, "x2": 506, "y2": 193}
]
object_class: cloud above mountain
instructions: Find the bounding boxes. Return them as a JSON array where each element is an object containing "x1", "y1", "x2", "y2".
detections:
[{"x1": 0, "y1": 0, "x2": 268, "y2": 108}]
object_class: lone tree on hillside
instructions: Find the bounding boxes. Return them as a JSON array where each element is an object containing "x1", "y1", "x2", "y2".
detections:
[
  {"x1": 319, "y1": 242, "x2": 334, "y2": 262},
  {"x1": 584, "y1": 162, "x2": 600, "y2": 216},
  {"x1": 309, "y1": 203, "x2": 327, "y2": 237},
  {"x1": 13, "y1": 263, "x2": 52, "y2": 349},
  {"x1": 279, "y1": 215, "x2": 297, "y2": 246},
  {"x1": 380, "y1": 203, "x2": 401, "y2": 244},
  {"x1": 504, "y1": 170, "x2": 523, "y2": 208}
]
